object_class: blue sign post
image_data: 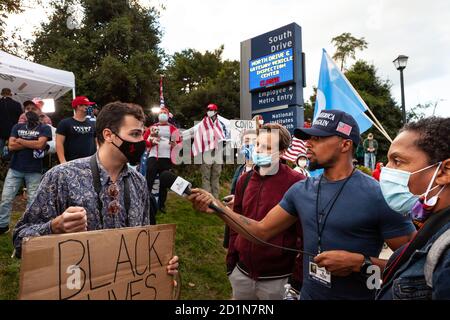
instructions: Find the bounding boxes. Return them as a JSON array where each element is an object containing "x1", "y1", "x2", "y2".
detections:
[{"x1": 244, "y1": 23, "x2": 305, "y2": 133}]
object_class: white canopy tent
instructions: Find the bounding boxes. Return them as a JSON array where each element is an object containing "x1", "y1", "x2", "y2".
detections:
[{"x1": 0, "y1": 50, "x2": 75, "y2": 104}]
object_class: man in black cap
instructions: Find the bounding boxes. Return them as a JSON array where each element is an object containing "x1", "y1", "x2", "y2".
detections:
[{"x1": 188, "y1": 110, "x2": 416, "y2": 300}]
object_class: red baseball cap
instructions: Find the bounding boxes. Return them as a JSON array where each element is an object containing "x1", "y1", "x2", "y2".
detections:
[
  {"x1": 72, "y1": 96, "x2": 95, "y2": 108},
  {"x1": 207, "y1": 103, "x2": 218, "y2": 111}
]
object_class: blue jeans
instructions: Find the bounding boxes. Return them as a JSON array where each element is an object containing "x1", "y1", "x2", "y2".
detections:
[
  {"x1": 0, "y1": 169, "x2": 42, "y2": 228},
  {"x1": 364, "y1": 153, "x2": 376, "y2": 171}
]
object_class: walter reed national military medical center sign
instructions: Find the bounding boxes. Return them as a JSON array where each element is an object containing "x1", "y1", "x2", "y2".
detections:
[{"x1": 240, "y1": 23, "x2": 306, "y2": 133}]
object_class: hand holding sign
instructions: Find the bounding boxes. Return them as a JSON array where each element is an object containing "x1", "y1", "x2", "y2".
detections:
[
  {"x1": 51, "y1": 207, "x2": 88, "y2": 234},
  {"x1": 167, "y1": 256, "x2": 179, "y2": 276}
]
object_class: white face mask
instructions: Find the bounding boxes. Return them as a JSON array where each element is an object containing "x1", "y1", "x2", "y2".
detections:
[
  {"x1": 158, "y1": 113, "x2": 169, "y2": 123},
  {"x1": 207, "y1": 111, "x2": 216, "y2": 118},
  {"x1": 297, "y1": 159, "x2": 308, "y2": 168}
]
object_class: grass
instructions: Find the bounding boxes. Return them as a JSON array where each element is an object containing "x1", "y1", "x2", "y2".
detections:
[
  {"x1": 0, "y1": 212, "x2": 21, "y2": 300},
  {"x1": 158, "y1": 189, "x2": 232, "y2": 300},
  {"x1": 0, "y1": 189, "x2": 232, "y2": 300}
]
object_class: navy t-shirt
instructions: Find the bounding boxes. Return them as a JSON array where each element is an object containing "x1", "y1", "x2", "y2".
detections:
[
  {"x1": 56, "y1": 117, "x2": 96, "y2": 161},
  {"x1": 10, "y1": 123, "x2": 52, "y2": 173},
  {"x1": 279, "y1": 170, "x2": 415, "y2": 300}
]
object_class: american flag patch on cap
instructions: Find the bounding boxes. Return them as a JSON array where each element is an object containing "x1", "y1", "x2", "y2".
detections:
[{"x1": 336, "y1": 121, "x2": 352, "y2": 136}]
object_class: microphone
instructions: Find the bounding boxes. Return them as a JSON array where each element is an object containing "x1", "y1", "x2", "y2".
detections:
[{"x1": 159, "y1": 171, "x2": 225, "y2": 214}]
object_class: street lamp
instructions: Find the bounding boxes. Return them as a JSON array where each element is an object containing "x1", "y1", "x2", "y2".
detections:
[{"x1": 393, "y1": 55, "x2": 409, "y2": 124}]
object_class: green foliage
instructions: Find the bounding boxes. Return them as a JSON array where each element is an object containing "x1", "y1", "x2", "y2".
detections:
[
  {"x1": 356, "y1": 165, "x2": 372, "y2": 176},
  {"x1": 165, "y1": 46, "x2": 240, "y2": 128},
  {"x1": 407, "y1": 102, "x2": 433, "y2": 122},
  {"x1": 0, "y1": 0, "x2": 34, "y2": 54},
  {"x1": 303, "y1": 87, "x2": 317, "y2": 121},
  {"x1": 0, "y1": 212, "x2": 21, "y2": 300},
  {"x1": 331, "y1": 32, "x2": 368, "y2": 71},
  {"x1": 28, "y1": 0, "x2": 163, "y2": 119}
]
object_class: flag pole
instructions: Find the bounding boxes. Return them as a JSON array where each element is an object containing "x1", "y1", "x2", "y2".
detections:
[
  {"x1": 365, "y1": 108, "x2": 393, "y2": 143},
  {"x1": 367, "y1": 115, "x2": 393, "y2": 143}
]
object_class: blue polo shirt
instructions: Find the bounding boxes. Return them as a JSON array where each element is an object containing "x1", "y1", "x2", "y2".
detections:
[{"x1": 279, "y1": 170, "x2": 415, "y2": 300}]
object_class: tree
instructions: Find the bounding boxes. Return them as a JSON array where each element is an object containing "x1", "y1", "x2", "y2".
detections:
[
  {"x1": 28, "y1": 0, "x2": 163, "y2": 120},
  {"x1": 0, "y1": 0, "x2": 24, "y2": 53},
  {"x1": 164, "y1": 46, "x2": 240, "y2": 128},
  {"x1": 331, "y1": 32, "x2": 368, "y2": 71},
  {"x1": 407, "y1": 102, "x2": 433, "y2": 122},
  {"x1": 303, "y1": 86, "x2": 317, "y2": 122}
]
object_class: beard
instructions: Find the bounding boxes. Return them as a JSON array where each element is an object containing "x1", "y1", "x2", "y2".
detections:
[
  {"x1": 308, "y1": 159, "x2": 323, "y2": 172},
  {"x1": 308, "y1": 156, "x2": 338, "y2": 172}
]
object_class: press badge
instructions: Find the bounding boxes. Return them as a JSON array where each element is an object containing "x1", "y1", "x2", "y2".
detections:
[{"x1": 309, "y1": 257, "x2": 331, "y2": 288}]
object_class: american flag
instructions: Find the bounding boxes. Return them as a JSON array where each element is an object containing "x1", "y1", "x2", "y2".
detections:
[
  {"x1": 192, "y1": 116, "x2": 226, "y2": 156},
  {"x1": 159, "y1": 75, "x2": 165, "y2": 108},
  {"x1": 281, "y1": 136, "x2": 307, "y2": 162},
  {"x1": 336, "y1": 121, "x2": 352, "y2": 136}
]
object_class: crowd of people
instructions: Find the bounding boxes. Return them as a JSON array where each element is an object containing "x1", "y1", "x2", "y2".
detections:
[{"x1": 0, "y1": 86, "x2": 449, "y2": 300}]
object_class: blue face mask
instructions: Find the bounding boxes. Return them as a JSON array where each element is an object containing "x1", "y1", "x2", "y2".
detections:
[
  {"x1": 252, "y1": 150, "x2": 274, "y2": 167},
  {"x1": 380, "y1": 162, "x2": 443, "y2": 216},
  {"x1": 240, "y1": 144, "x2": 255, "y2": 161}
]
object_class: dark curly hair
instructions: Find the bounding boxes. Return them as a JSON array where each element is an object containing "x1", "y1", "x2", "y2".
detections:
[{"x1": 400, "y1": 117, "x2": 450, "y2": 164}]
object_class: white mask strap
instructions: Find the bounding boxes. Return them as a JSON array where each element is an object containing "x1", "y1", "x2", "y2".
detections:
[
  {"x1": 423, "y1": 162, "x2": 443, "y2": 201},
  {"x1": 412, "y1": 162, "x2": 440, "y2": 175}
]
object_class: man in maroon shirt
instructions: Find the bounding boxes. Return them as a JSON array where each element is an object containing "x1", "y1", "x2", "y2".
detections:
[{"x1": 227, "y1": 123, "x2": 305, "y2": 300}]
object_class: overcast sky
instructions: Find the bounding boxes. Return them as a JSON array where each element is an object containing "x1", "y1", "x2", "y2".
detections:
[{"x1": 6, "y1": 0, "x2": 450, "y2": 117}]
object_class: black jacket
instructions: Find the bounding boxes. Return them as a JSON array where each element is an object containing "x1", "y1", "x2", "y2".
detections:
[{"x1": 0, "y1": 96, "x2": 22, "y2": 139}]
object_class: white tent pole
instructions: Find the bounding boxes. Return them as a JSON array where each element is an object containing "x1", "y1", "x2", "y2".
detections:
[{"x1": 72, "y1": 87, "x2": 76, "y2": 99}]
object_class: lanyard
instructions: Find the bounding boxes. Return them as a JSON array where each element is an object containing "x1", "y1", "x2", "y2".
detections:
[{"x1": 315, "y1": 170, "x2": 355, "y2": 254}]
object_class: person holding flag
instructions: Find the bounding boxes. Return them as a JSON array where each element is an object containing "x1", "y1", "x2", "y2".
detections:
[
  {"x1": 143, "y1": 107, "x2": 181, "y2": 213},
  {"x1": 142, "y1": 75, "x2": 181, "y2": 212},
  {"x1": 186, "y1": 103, "x2": 230, "y2": 199}
]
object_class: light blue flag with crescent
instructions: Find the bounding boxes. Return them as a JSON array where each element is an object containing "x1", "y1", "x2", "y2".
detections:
[{"x1": 314, "y1": 49, "x2": 373, "y2": 134}]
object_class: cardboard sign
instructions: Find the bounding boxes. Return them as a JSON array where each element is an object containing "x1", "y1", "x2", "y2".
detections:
[
  {"x1": 230, "y1": 120, "x2": 257, "y2": 148},
  {"x1": 19, "y1": 224, "x2": 176, "y2": 300}
]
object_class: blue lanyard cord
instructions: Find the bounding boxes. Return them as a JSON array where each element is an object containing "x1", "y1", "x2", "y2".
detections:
[{"x1": 315, "y1": 170, "x2": 355, "y2": 254}]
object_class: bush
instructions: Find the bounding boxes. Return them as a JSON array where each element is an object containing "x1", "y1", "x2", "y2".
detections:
[{"x1": 356, "y1": 165, "x2": 372, "y2": 176}]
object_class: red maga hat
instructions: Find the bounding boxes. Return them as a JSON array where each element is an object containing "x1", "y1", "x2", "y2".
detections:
[{"x1": 72, "y1": 96, "x2": 95, "y2": 108}]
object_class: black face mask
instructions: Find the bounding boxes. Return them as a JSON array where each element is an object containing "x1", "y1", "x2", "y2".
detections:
[
  {"x1": 25, "y1": 111, "x2": 40, "y2": 127},
  {"x1": 111, "y1": 132, "x2": 146, "y2": 166}
]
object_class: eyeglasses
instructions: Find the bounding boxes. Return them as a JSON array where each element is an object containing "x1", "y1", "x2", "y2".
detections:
[{"x1": 107, "y1": 182, "x2": 121, "y2": 215}]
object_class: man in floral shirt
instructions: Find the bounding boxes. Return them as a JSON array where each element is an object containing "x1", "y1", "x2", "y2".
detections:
[{"x1": 13, "y1": 101, "x2": 179, "y2": 275}]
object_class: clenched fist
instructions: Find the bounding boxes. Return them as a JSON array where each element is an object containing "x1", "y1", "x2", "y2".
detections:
[{"x1": 51, "y1": 207, "x2": 88, "y2": 234}]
